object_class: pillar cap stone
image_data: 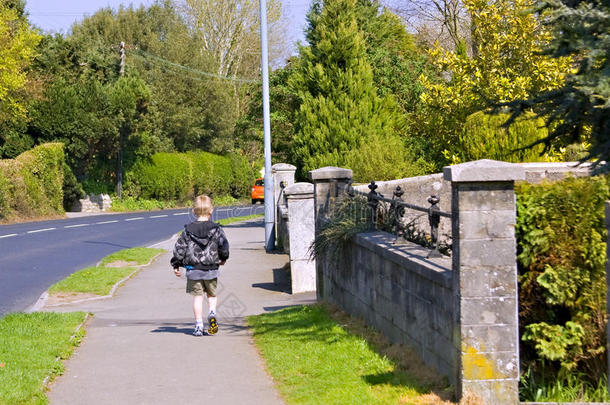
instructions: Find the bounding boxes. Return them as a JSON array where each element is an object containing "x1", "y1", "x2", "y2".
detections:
[
  {"x1": 443, "y1": 159, "x2": 525, "y2": 183},
  {"x1": 308, "y1": 166, "x2": 353, "y2": 181},
  {"x1": 284, "y1": 182, "x2": 314, "y2": 197},
  {"x1": 272, "y1": 163, "x2": 296, "y2": 172}
]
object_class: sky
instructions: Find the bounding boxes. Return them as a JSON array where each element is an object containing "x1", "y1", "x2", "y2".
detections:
[{"x1": 24, "y1": 0, "x2": 311, "y2": 51}]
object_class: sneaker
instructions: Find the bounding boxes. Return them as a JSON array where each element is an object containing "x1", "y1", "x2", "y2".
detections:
[
  {"x1": 207, "y1": 311, "x2": 218, "y2": 335},
  {"x1": 193, "y1": 325, "x2": 204, "y2": 337}
]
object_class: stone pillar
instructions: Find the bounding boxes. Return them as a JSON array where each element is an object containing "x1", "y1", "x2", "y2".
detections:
[
  {"x1": 272, "y1": 163, "x2": 296, "y2": 207},
  {"x1": 285, "y1": 182, "x2": 316, "y2": 293},
  {"x1": 309, "y1": 167, "x2": 353, "y2": 300},
  {"x1": 444, "y1": 159, "x2": 525, "y2": 404}
]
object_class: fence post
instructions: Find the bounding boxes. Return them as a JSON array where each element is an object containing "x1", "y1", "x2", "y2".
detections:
[
  {"x1": 309, "y1": 167, "x2": 353, "y2": 300},
  {"x1": 444, "y1": 159, "x2": 524, "y2": 404},
  {"x1": 285, "y1": 182, "x2": 316, "y2": 293}
]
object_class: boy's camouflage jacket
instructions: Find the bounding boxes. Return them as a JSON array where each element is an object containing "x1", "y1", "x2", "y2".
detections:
[{"x1": 170, "y1": 220, "x2": 229, "y2": 272}]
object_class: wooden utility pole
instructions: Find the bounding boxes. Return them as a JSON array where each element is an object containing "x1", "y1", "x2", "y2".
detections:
[{"x1": 117, "y1": 41, "x2": 125, "y2": 198}]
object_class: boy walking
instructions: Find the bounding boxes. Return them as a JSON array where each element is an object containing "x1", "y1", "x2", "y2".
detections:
[{"x1": 171, "y1": 195, "x2": 229, "y2": 336}]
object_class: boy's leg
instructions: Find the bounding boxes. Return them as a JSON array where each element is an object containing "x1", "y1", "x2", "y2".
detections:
[
  {"x1": 187, "y1": 279, "x2": 205, "y2": 336},
  {"x1": 208, "y1": 296, "x2": 217, "y2": 314},
  {"x1": 204, "y1": 279, "x2": 218, "y2": 335},
  {"x1": 193, "y1": 295, "x2": 204, "y2": 325}
]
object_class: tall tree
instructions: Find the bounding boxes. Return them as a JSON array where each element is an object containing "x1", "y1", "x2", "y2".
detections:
[
  {"x1": 290, "y1": 0, "x2": 417, "y2": 181},
  {"x1": 0, "y1": 0, "x2": 41, "y2": 157},
  {"x1": 418, "y1": 0, "x2": 571, "y2": 167},
  {"x1": 502, "y1": 0, "x2": 610, "y2": 166}
]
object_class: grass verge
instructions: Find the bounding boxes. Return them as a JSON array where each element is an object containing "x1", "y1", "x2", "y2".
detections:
[
  {"x1": 247, "y1": 304, "x2": 460, "y2": 405},
  {"x1": 0, "y1": 312, "x2": 87, "y2": 405},
  {"x1": 217, "y1": 214, "x2": 263, "y2": 226},
  {"x1": 49, "y1": 247, "x2": 164, "y2": 296}
]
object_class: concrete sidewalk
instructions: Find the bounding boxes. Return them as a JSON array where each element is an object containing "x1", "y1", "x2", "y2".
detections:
[{"x1": 45, "y1": 219, "x2": 316, "y2": 404}]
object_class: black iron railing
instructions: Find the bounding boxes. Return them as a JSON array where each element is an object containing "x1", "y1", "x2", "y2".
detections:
[{"x1": 348, "y1": 181, "x2": 452, "y2": 258}]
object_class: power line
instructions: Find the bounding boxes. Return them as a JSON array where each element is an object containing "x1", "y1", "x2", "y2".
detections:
[{"x1": 131, "y1": 48, "x2": 260, "y2": 84}]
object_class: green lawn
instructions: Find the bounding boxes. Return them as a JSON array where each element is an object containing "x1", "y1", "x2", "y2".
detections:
[
  {"x1": 248, "y1": 305, "x2": 450, "y2": 405},
  {"x1": 50, "y1": 247, "x2": 164, "y2": 296},
  {"x1": 0, "y1": 312, "x2": 87, "y2": 405},
  {"x1": 99, "y1": 247, "x2": 164, "y2": 266}
]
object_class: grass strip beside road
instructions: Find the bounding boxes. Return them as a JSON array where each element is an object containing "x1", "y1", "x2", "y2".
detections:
[
  {"x1": 49, "y1": 247, "x2": 164, "y2": 296},
  {"x1": 217, "y1": 213, "x2": 263, "y2": 226},
  {"x1": 99, "y1": 247, "x2": 165, "y2": 266},
  {"x1": 247, "y1": 304, "x2": 455, "y2": 405},
  {"x1": 0, "y1": 312, "x2": 87, "y2": 405}
]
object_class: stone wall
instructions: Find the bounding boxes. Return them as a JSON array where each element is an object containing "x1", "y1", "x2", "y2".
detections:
[
  {"x1": 312, "y1": 161, "x2": 524, "y2": 404},
  {"x1": 71, "y1": 194, "x2": 112, "y2": 213}
]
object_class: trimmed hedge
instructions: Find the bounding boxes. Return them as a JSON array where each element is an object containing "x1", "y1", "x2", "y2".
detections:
[
  {"x1": 0, "y1": 143, "x2": 65, "y2": 221},
  {"x1": 124, "y1": 151, "x2": 255, "y2": 202},
  {"x1": 516, "y1": 175, "x2": 609, "y2": 381}
]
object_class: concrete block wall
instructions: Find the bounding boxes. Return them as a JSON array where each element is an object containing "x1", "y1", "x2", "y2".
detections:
[{"x1": 312, "y1": 160, "x2": 524, "y2": 404}]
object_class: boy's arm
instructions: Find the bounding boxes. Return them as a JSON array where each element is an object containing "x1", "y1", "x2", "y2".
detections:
[
  {"x1": 170, "y1": 232, "x2": 188, "y2": 268},
  {"x1": 217, "y1": 228, "x2": 230, "y2": 262}
]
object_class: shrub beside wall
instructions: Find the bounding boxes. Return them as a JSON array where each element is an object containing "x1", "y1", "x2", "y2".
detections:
[
  {"x1": 0, "y1": 143, "x2": 65, "y2": 221},
  {"x1": 516, "y1": 175, "x2": 609, "y2": 381},
  {"x1": 125, "y1": 151, "x2": 255, "y2": 202}
]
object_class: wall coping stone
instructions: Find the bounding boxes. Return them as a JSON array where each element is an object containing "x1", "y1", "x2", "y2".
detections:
[
  {"x1": 309, "y1": 166, "x2": 353, "y2": 181},
  {"x1": 284, "y1": 182, "x2": 314, "y2": 198},
  {"x1": 272, "y1": 163, "x2": 296, "y2": 172},
  {"x1": 443, "y1": 159, "x2": 525, "y2": 183},
  {"x1": 354, "y1": 231, "x2": 452, "y2": 289}
]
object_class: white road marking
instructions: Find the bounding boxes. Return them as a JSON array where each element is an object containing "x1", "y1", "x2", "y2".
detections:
[
  {"x1": 173, "y1": 212, "x2": 188, "y2": 216},
  {"x1": 150, "y1": 214, "x2": 168, "y2": 218},
  {"x1": 96, "y1": 220, "x2": 119, "y2": 225},
  {"x1": 64, "y1": 223, "x2": 89, "y2": 228},
  {"x1": 125, "y1": 217, "x2": 144, "y2": 221},
  {"x1": 0, "y1": 233, "x2": 18, "y2": 239},
  {"x1": 27, "y1": 228, "x2": 55, "y2": 234}
]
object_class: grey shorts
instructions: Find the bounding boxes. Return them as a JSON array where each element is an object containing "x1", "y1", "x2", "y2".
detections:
[{"x1": 186, "y1": 278, "x2": 217, "y2": 297}]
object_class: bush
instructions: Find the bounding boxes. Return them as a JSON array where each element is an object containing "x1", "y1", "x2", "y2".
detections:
[
  {"x1": 62, "y1": 162, "x2": 84, "y2": 211},
  {"x1": 460, "y1": 111, "x2": 551, "y2": 163},
  {"x1": 124, "y1": 151, "x2": 256, "y2": 202},
  {"x1": 516, "y1": 175, "x2": 609, "y2": 381},
  {"x1": 0, "y1": 143, "x2": 65, "y2": 221},
  {"x1": 125, "y1": 152, "x2": 192, "y2": 201}
]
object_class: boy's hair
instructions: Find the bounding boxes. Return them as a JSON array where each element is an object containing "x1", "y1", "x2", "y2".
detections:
[{"x1": 193, "y1": 195, "x2": 213, "y2": 217}]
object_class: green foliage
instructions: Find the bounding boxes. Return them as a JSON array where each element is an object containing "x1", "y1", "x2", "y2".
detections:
[
  {"x1": 503, "y1": 0, "x2": 610, "y2": 166},
  {"x1": 516, "y1": 176, "x2": 609, "y2": 379},
  {"x1": 419, "y1": 0, "x2": 571, "y2": 169},
  {"x1": 62, "y1": 161, "x2": 84, "y2": 211},
  {"x1": 520, "y1": 368, "x2": 610, "y2": 402},
  {"x1": 125, "y1": 152, "x2": 192, "y2": 201},
  {"x1": 459, "y1": 111, "x2": 551, "y2": 163},
  {"x1": 290, "y1": 0, "x2": 416, "y2": 182},
  {"x1": 0, "y1": 2, "x2": 41, "y2": 123},
  {"x1": 0, "y1": 143, "x2": 65, "y2": 221},
  {"x1": 109, "y1": 196, "x2": 177, "y2": 212},
  {"x1": 124, "y1": 151, "x2": 256, "y2": 202}
]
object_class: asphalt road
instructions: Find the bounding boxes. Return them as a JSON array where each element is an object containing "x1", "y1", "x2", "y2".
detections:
[{"x1": 0, "y1": 205, "x2": 264, "y2": 316}]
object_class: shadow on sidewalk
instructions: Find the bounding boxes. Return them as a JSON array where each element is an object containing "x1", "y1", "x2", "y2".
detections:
[{"x1": 150, "y1": 320, "x2": 250, "y2": 335}]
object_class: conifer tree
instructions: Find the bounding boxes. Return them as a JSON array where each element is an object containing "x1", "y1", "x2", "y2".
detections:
[{"x1": 290, "y1": 0, "x2": 411, "y2": 181}]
